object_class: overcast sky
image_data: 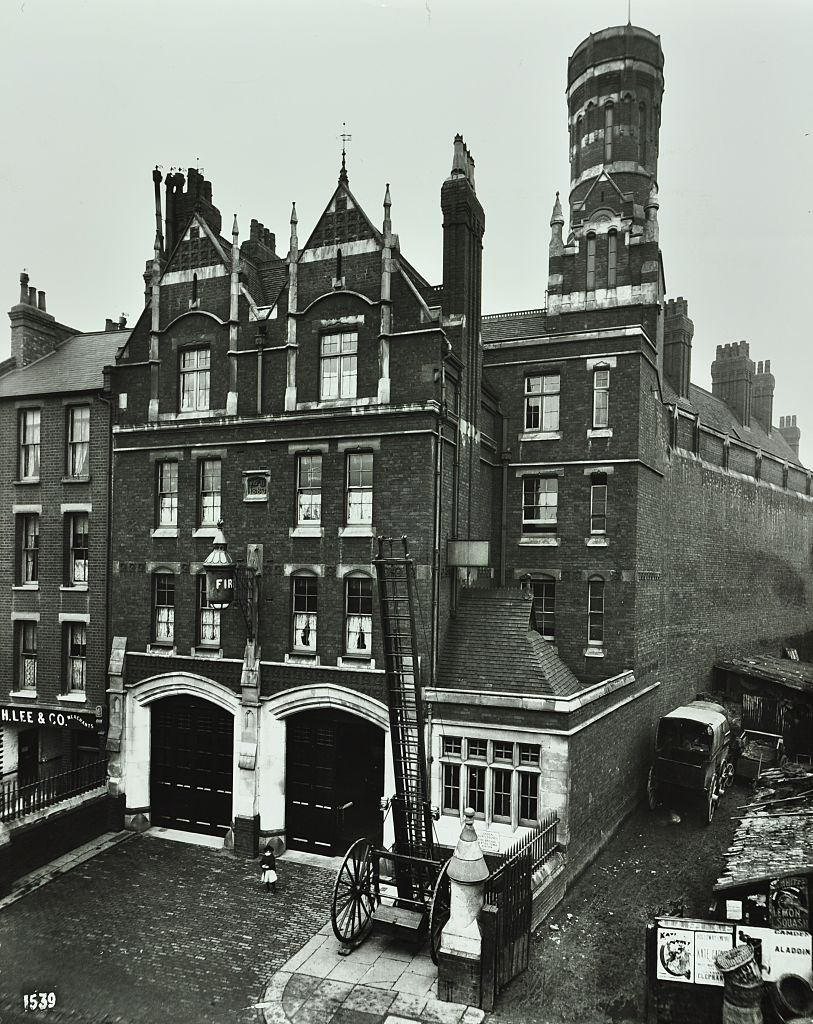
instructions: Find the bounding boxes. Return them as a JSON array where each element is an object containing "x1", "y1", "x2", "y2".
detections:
[{"x1": 1, "y1": 0, "x2": 811, "y2": 463}]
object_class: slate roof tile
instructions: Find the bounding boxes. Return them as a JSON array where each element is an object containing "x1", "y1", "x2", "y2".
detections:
[
  {"x1": 0, "y1": 330, "x2": 130, "y2": 397},
  {"x1": 437, "y1": 588, "x2": 583, "y2": 698}
]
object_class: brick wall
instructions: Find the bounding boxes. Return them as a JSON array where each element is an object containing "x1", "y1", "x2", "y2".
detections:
[
  {"x1": 658, "y1": 452, "x2": 813, "y2": 709},
  {"x1": 0, "y1": 392, "x2": 111, "y2": 720},
  {"x1": 567, "y1": 684, "x2": 658, "y2": 877}
]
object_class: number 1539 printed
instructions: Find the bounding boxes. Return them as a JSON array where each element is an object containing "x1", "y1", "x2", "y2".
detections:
[{"x1": 23, "y1": 992, "x2": 56, "y2": 1011}]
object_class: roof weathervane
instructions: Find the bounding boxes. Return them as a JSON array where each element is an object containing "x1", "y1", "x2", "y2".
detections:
[{"x1": 339, "y1": 122, "x2": 352, "y2": 183}]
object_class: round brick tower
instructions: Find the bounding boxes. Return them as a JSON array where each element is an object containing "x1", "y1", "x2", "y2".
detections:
[{"x1": 567, "y1": 24, "x2": 664, "y2": 215}]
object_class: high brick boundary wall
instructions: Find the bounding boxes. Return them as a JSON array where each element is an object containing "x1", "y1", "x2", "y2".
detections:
[
  {"x1": 659, "y1": 451, "x2": 813, "y2": 711},
  {"x1": 567, "y1": 684, "x2": 659, "y2": 878}
]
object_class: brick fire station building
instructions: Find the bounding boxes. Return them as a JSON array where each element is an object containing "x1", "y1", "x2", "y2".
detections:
[{"x1": 5, "y1": 22, "x2": 812, "y2": 879}]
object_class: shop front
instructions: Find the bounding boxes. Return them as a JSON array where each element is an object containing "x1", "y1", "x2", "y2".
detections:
[{"x1": 0, "y1": 703, "x2": 105, "y2": 786}]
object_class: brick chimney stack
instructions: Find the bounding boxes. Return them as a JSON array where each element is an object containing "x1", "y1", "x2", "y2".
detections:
[
  {"x1": 663, "y1": 296, "x2": 694, "y2": 398},
  {"x1": 8, "y1": 271, "x2": 77, "y2": 368},
  {"x1": 779, "y1": 415, "x2": 801, "y2": 458},
  {"x1": 752, "y1": 359, "x2": 775, "y2": 435},
  {"x1": 711, "y1": 341, "x2": 755, "y2": 428}
]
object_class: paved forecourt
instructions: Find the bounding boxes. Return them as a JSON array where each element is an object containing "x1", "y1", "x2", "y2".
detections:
[{"x1": 0, "y1": 830, "x2": 334, "y2": 1024}]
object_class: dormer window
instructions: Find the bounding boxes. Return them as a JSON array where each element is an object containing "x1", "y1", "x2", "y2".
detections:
[
  {"x1": 586, "y1": 234, "x2": 596, "y2": 291},
  {"x1": 607, "y1": 230, "x2": 618, "y2": 289},
  {"x1": 604, "y1": 103, "x2": 614, "y2": 163}
]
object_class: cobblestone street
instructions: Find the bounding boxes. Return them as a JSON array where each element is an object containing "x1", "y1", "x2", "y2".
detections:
[
  {"x1": 0, "y1": 786, "x2": 746, "y2": 1024},
  {"x1": 0, "y1": 833, "x2": 334, "y2": 1024}
]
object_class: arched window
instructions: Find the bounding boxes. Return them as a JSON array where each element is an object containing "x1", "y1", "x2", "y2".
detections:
[
  {"x1": 607, "y1": 230, "x2": 618, "y2": 289},
  {"x1": 586, "y1": 233, "x2": 597, "y2": 291},
  {"x1": 604, "y1": 103, "x2": 614, "y2": 163},
  {"x1": 291, "y1": 573, "x2": 318, "y2": 654},
  {"x1": 639, "y1": 103, "x2": 647, "y2": 164},
  {"x1": 345, "y1": 572, "x2": 373, "y2": 658}
]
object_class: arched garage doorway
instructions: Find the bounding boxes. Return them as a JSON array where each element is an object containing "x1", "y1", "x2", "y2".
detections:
[
  {"x1": 150, "y1": 695, "x2": 234, "y2": 837},
  {"x1": 286, "y1": 709, "x2": 384, "y2": 855}
]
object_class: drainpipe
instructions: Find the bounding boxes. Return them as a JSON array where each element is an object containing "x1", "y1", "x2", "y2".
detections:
[{"x1": 499, "y1": 414, "x2": 509, "y2": 587}]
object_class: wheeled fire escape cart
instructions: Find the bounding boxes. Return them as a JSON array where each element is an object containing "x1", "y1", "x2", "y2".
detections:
[{"x1": 330, "y1": 537, "x2": 451, "y2": 961}]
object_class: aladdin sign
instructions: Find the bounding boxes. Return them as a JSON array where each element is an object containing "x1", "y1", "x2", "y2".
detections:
[{"x1": 0, "y1": 704, "x2": 102, "y2": 732}]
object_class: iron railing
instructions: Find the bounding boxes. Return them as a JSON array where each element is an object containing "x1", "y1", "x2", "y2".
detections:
[
  {"x1": 0, "y1": 758, "x2": 107, "y2": 823},
  {"x1": 489, "y1": 809, "x2": 560, "y2": 883}
]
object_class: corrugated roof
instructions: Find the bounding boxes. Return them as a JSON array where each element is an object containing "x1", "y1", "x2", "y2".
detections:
[
  {"x1": 436, "y1": 588, "x2": 582, "y2": 698},
  {"x1": 715, "y1": 654, "x2": 813, "y2": 697},
  {"x1": 482, "y1": 309, "x2": 549, "y2": 345},
  {"x1": 662, "y1": 378, "x2": 803, "y2": 467},
  {"x1": 0, "y1": 330, "x2": 129, "y2": 397}
]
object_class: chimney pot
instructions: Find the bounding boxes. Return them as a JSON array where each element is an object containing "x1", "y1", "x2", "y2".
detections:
[
  {"x1": 792, "y1": 414, "x2": 797, "y2": 426},
  {"x1": 28, "y1": 287, "x2": 37, "y2": 306},
  {"x1": 19, "y1": 271, "x2": 30, "y2": 304},
  {"x1": 37, "y1": 290, "x2": 46, "y2": 312},
  {"x1": 757, "y1": 361, "x2": 763, "y2": 374},
  {"x1": 765, "y1": 359, "x2": 770, "y2": 373},
  {"x1": 118, "y1": 314, "x2": 127, "y2": 329}
]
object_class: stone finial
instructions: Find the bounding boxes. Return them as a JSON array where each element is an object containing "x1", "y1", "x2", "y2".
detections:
[
  {"x1": 232, "y1": 213, "x2": 239, "y2": 239},
  {"x1": 447, "y1": 808, "x2": 489, "y2": 884},
  {"x1": 550, "y1": 191, "x2": 565, "y2": 228},
  {"x1": 451, "y1": 134, "x2": 468, "y2": 178},
  {"x1": 383, "y1": 184, "x2": 392, "y2": 239},
  {"x1": 643, "y1": 181, "x2": 659, "y2": 242},
  {"x1": 289, "y1": 202, "x2": 298, "y2": 254}
]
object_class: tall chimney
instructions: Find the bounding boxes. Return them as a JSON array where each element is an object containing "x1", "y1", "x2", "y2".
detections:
[
  {"x1": 8, "y1": 271, "x2": 77, "y2": 367},
  {"x1": 663, "y1": 296, "x2": 694, "y2": 398},
  {"x1": 711, "y1": 341, "x2": 755, "y2": 428},
  {"x1": 752, "y1": 358, "x2": 775, "y2": 435},
  {"x1": 779, "y1": 415, "x2": 801, "y2": 459}
]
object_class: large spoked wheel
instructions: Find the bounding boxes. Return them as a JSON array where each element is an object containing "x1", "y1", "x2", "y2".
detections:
[
  {"x1": 429, "y1": 858, "x2": 451, "y2": 965},
  {"x1": 721, "y1": 761, "x2": 735, "y2": 790},
  {"x1": 705, "y1": 772, "x2": 719, "y2": 825},
  {"x1": 331, "y1": 838, "x2": 379, "y2": 948},
  {"x1": 646, "y1": 766, "x2": 659, "y2": 811}
]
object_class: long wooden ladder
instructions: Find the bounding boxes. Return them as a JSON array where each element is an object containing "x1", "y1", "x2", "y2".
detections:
[{"x1": 374, "y1": 536, "x2": 435, "y2": 906}]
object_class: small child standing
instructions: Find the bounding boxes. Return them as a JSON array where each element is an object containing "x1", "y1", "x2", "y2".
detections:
[{"x1": 260, "y1": 844, "x2": 277, "y2": 894}]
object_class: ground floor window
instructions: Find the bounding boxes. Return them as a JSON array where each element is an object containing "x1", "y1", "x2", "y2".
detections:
[{"x1": 439, "y1": 734, "x2": 543, "y2": 829}]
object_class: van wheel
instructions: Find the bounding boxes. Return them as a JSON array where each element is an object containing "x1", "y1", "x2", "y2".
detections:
[
  {"x1": 706, "y1": 773, "x2": 719, "y2": 825},
  {"x1": 647, "y1": 766, "x2": 659, "y2": 810}
]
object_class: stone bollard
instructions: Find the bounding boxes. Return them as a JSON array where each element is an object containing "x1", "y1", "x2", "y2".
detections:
[
  {"x1": 437, "y1": 807, "x2": 489, "y2": 1007},
  {"x1": 715, "y1": 944, "x2": 763, "y2": 1024}
]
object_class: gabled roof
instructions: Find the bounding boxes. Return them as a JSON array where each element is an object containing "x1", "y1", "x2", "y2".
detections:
[
  {"x1": 300, "y1": 178, "x2": 383, "y2": 256},
  {"x1": 662, "y1": 378, "x2": 803, "y2": 467},
  {"x1": 436, "y1": 588, "x2": 583, "y2": 698},
  {"x1": 0, "y1": 330, "x2": 129, "y2": 397}
]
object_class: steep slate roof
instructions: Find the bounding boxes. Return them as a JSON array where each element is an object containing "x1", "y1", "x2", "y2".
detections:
[
  {"x1": 0, "y1": 330, "x2": 130, "y2": 397},
  {"x1": 662, "y1": 378, "x2": 802, "y2": 466},
  {"x1": 482, "y1": 309, "x2": 549, "y2": 345},
  {"x1": 436, "y1": 588, "x2": 583, "y2": 698}
]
